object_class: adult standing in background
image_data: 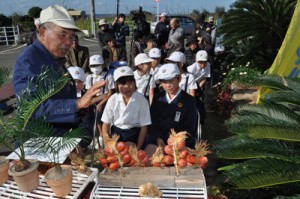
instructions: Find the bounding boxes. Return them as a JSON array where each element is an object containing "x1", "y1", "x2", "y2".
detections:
[
  {"x1": 97, "y1": 18, "x2": 115, "y2": 53},
  {"x1": 184, "y1": 35, "x2": 200, "y2": 66},
  {"x1": 65, "y1": 34, "x2": 90, "y2": 73},
  {"x1": 154, "y1": 12, "x2": 170, "y2": 49},
  {"x1": 112, "y1": 13, "x2": 129, "y2": 48},
  {"x1": 27, "y1": 18, "x2": 41, "y2": 46},
  {"x1": 102, "y1": 34, "x2": 127, "y2": 67},
  {"x1": 164, "y1": 18, "x2": 185, "y2": 58},
  {"x1": 13, "y1": 5, "x2": 106, "y2": 136}
]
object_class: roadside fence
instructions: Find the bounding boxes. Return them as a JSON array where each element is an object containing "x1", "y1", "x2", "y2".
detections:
[{"x1": 0, "y1": 26, "x2": 20, "y2": 46}]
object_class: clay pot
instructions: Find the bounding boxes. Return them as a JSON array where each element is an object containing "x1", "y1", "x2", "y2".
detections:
[
  {"x1": 0, "y1": 156, "x2": 9, "y2": 185},
  {"x1": 8, "y1": 159, "x2": 39, "y2": 192},
  {"x1": 44, "y1": 165, "x2": 73, "y2": 197}
]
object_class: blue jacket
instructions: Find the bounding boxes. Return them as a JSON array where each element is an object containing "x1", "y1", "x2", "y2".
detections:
[{"x1": 13, "y1": 39, "x2": 79, "y2": 129}]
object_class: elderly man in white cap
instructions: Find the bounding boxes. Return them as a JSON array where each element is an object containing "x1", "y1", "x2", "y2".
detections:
[
  {"x1": 96, "y1": 18, "x2": 115, "y2": 53},
  {"x1": 13, "y1": 5, "x2": 106, "y2": 136}
]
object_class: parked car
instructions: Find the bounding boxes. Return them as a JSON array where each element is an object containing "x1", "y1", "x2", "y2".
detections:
[{"x1": 150, "y1": 15, "x2": 195, "y2": 36}]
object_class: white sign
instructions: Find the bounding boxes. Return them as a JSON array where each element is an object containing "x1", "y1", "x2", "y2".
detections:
[{"x1": 7, "y1": 137, "x2": 81, "y2": 164}]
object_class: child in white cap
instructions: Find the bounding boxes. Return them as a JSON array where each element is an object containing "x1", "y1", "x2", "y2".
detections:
[
  {"x1": 67, "y1": 66, "x2": 85, "y2": 97},
  {"x1": 148, "y1": 47, "x2": 162, "y2": 81},
  {"x1": 147, "y1": 63, "x2": 198, "y2": 153},
  {"x1": 86, "y1": 54, "x2": 114, "y2": 103},
  {"x1": 134, "y1": 53, "x2": 156, "y2": 104},
  {"x1": 101, "y1": 66, "x2": 151, "y2": 150},
  {"x1": 85, "y1": 54, "x2": 114, "y2": 143},
  {"x1": 166, "y1": 51, "x2": 197, "y2": 96},
  {"x1": 187, "y1": 50, "x2": 211, "y2": 90}
]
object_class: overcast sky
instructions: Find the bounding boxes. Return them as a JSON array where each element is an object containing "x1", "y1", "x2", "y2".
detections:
[{"x1": 0, "y1": 0, "x2": 236, "y2": 16}]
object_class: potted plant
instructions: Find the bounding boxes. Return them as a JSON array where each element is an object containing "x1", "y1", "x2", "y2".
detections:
[
  {"x1": 0, "y1": 68, "x2": 70, "y2": 192},
  {"x1": 39, "y1": 130, "x2": 82, "y2": 197},
  {"x1": 0, "y1": 67, "x2": 10, "y2": 185}
]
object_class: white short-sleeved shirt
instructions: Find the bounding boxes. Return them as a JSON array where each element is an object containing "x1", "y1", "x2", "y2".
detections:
[
  {"x1": 150, "y1": 65, "x2": 162, "y2": 83},
  {"x1": 187, "y1": 62, "x2": 211, "y2": 82},
  {"x1": 179, "y1": 72, "x2": 197, "y2": 93},
  {"x1": 85, "y1": 72, "x2": 115, "y2": 94},
  {"x1": 134, "y1": 70, "x2": 156, "y2": 96},
  {"x1": 101, "y1": 91, "x2": 152, "y2": 129}
]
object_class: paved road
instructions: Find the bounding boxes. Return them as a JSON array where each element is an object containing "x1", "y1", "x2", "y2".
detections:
[
  {"x1": 0, "y1": 37, "x2": 133, "y2": 72},
  {"x1": 0, "y1": 38, "x2": 100, "y2": 71}
]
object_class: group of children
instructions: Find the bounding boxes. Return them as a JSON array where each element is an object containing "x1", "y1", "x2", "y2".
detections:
[{"x1": 67, "y1": 47, "x2": 210, "y2": 156}]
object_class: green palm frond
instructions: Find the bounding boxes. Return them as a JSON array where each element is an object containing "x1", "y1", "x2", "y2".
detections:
[
  {"x1": 0, "y1": 67, "x2": 10, "y2": 87},
  {"x1": 36, "y1": 128, "x2": 82, "y2": 164},
  {"x1": 256, "y1": 74, "x2": 297, "y2": 92},
  {"x1": 215, "y1": 72, "x2": 300, "y2": 192},
  {"x1": 220, "y1": 0, "x2": 296, "y2": 70},
  {"x1": 213, "y1": 136, "x2": 300, "y2": 161},
  {"x1": 266, "y1": 91, "x2": 300, "y2": 107},
  {"x1": 274, "y1": 195, "x2": 300, "y2": 199},
  {"x1": 228, "y1": 113, "x2": 300, "y2": 135},
  {"x1": 16, "y1": 68, "x2": 69, "y2": 129},
  {"x1": 0, "y1": 67, "x2": 70, "y2": 161},
  {"x1": 219, "y1": 158, "x2": 300, "y2": 189}
]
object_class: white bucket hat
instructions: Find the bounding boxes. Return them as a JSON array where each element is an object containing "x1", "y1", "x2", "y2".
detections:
[
  {"x1": 68, "y1": 66, "x2": 85, "y2": 82},
  {"x1": 160, "y1": 12, "x2": 167, "y2": 17},
  {"x1": 196, "y1": 50, "x2": 208, "y2": 62},
  {"x1": 40, "y1": 5, "x2": 81, "y2": 31},
  {"x1": 113, "y1": 66, "x2": 134, "y2": 81},
  {"x1": 89, "y1": 55, "x2": 104, "y2": 65},
  {"x1": 166, "y1": 51, "x2": 186, "y2": 64},
  {"x1": 99, "y1": 19, "x2": 108, "y2": 26},
  {"x1": 134, "y1": 53, "x2": 154, "y2": 66},
  {"x1": 157, "y1": 63, "x2": 180, "y2": 80},
  {"x1": 148, "y1": 48, "x2": 161, "y2": 58}
]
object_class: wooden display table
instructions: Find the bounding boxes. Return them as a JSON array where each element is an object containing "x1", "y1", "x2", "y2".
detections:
[{"x1": 90, "y1": 167, "x2": 207, "y2": 199}]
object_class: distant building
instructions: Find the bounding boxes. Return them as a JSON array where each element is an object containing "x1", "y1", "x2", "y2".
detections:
[{"x1": 67, "y1": 10, "x2": 86, "y2": 20}]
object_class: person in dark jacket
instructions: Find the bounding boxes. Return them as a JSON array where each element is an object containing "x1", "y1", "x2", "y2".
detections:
[
  {"x1": 154, "y1": 12, "x2": 170, "y2": 49},
  {"x1": 13, "y1": 5, "x2": 106, "y2": 136},
  {"x1": 27, "y1": 18, "x2": 41, "y2": 46},
  {"x1": 112, "y1": 13, "x2": 129, "y2": 48},
  {"x1": 96, "y1": 18, "x2": 115, "y2": 53},
  {"x1": 184, "y1": 35, "x2": 199, "y2": 66},
  {"x1": 102, "y1": 34, "x2": 127, "y2": 67},
  {"x1": 65, "y1": 34, "x2": 90, "y2": 73}
]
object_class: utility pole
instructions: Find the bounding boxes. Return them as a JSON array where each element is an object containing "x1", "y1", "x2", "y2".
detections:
[
  {"x1": 155, "y1": 0, "x2": 160, "y2": 22},
  {"x1": 117, "y1": 0, "x2": 120, "y2": 18},
  {"x1": 90, "y1": 0, "x2": 96, "y2": 38}
]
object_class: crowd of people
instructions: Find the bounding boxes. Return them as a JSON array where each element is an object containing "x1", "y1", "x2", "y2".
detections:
[{"x1": 17, "y1": 5, "x2": 217, "y2": 158}]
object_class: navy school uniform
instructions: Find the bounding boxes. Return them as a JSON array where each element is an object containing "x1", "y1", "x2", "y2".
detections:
[{"x1": 150, "y1": 90, "x2": 198, "y2": 148}]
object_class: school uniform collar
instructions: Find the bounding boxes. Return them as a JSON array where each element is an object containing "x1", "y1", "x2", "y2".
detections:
[
  {"x1": 134, "y1": 70, "x2": 151, "y2": 79},
  {"x1": 166, "y1": 88, "x2": 182, "y2": 104}
]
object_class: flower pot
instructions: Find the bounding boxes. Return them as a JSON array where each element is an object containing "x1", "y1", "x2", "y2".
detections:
[
  {"x1": 8, "y1": 159, "x2": 39, "y2": 192},
  {"x1": 0, "y1": 156, "x2": 9, "y2": 185},
  {"x1": 44, "y1": 165, "x2": 73, "y2": 197}
]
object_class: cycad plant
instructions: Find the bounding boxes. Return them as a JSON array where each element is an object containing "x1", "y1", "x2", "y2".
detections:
[
  {"x1": 0, "y1": 67, "x2": 77, "y2": 172},
  {"x1": 220, "y1": 0, "x2": 297, "y2": 70},
  {"x1": 213, "y1": 74, "x2": 300, "y2": 191}
]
